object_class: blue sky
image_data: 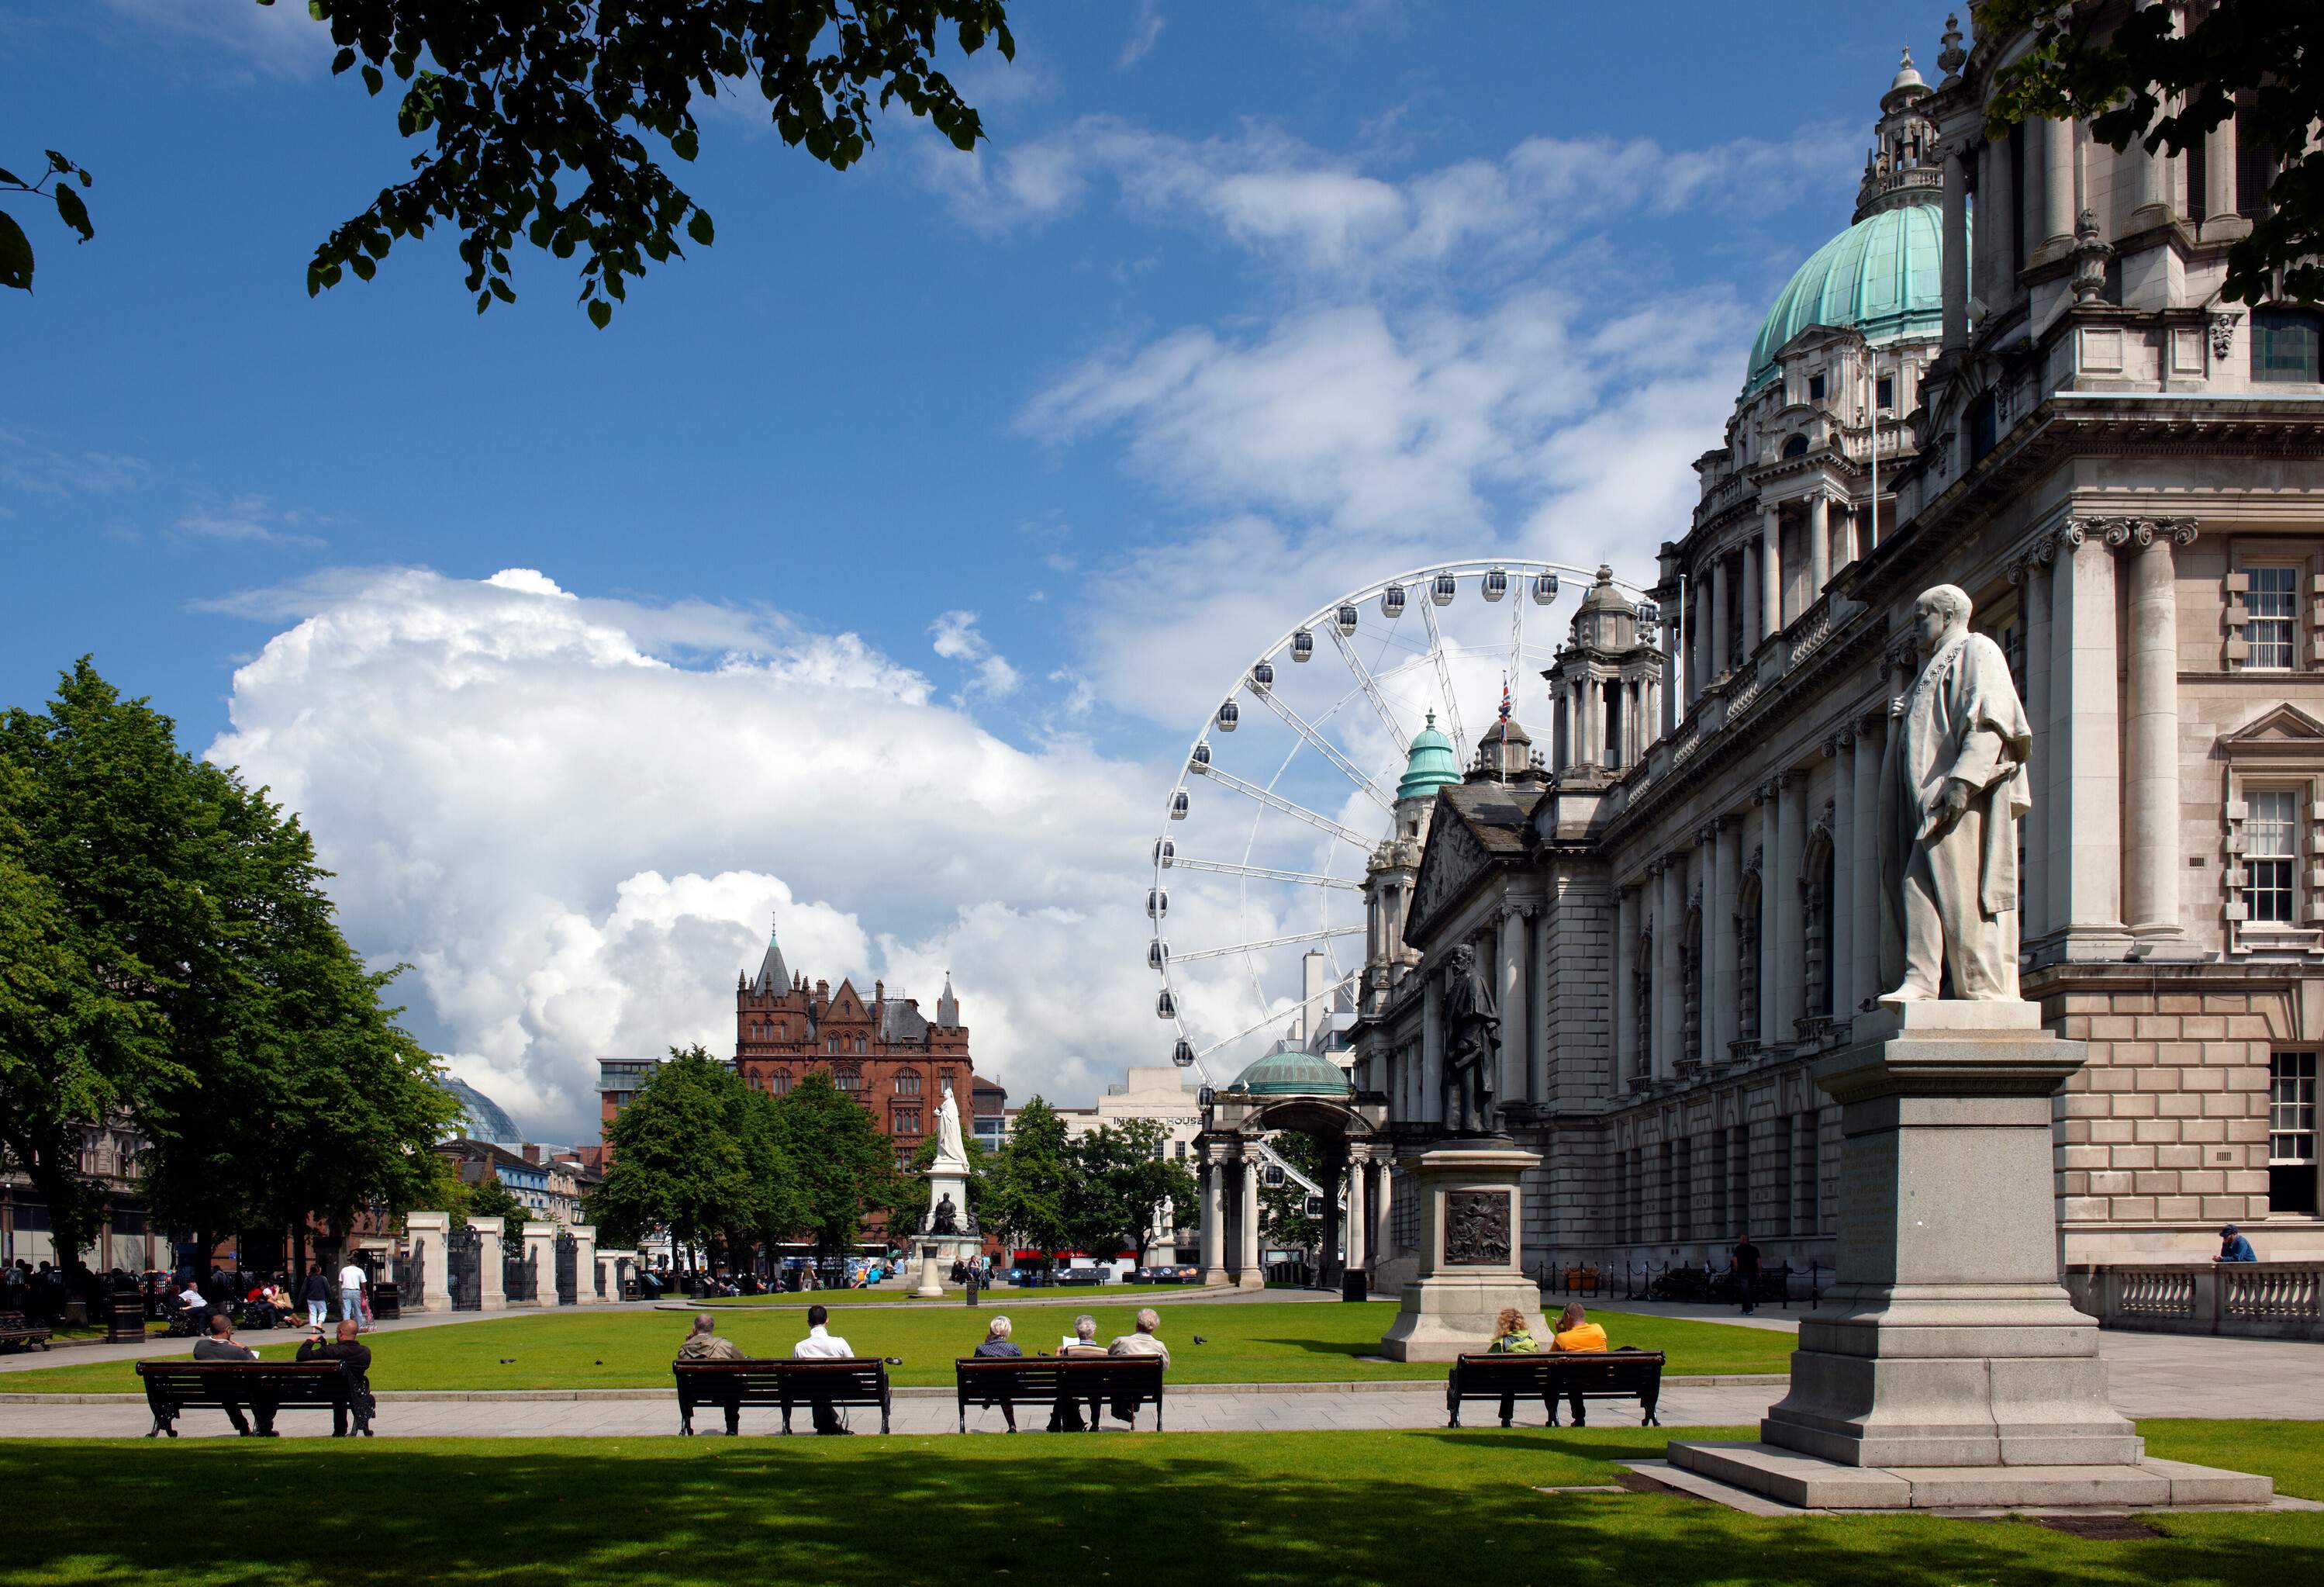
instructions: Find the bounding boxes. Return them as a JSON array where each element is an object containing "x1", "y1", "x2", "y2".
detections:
[{"x1": 5, "y1": 0, "x2": 1939, "y2": 1138}]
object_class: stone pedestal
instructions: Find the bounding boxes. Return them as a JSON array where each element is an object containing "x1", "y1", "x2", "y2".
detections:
[
  {"x1": 520, "y1": 1222, "x2": 557, "y2": 1309},
  {"x1": 1670, "y1": 1002, "x2": 2272, "y2": 1510},
  {"x1": 916, "y1": 1243, "x2": 944, "y2": 1298},
  {"x1": 569, "y1": 1225, "x2": 599, "y2": 1305},
  {"x1": 1378, "y1": 1141, "x2": 1545, "y2": 1361},
  {"x1": 471, "y1": 1216, "x2": 508, "y2": 1312},
  {"x1": 404, "y1": 1212, "x2": 449, "y2": 1313}
]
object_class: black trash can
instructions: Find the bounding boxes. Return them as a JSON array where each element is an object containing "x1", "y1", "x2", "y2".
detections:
[
  {"x1": 105, "y1": 1289, "x2": 146, "y2": 1343},
  {"x1": 1341, "y1": 1271, "x2": 1368, "y2": 1304}
]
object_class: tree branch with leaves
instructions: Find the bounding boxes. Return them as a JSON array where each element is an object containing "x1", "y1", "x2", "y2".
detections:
[{"x1": 0, "y1": 150, "x2": 94, "y2": 293}]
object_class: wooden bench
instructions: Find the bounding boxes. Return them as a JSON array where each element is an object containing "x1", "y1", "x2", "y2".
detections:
[
  {"x1": 672, "y1": 1357, "x2": 892, "y2": 1435},
  {"x1": 0, "y1": 1312, "x2": 53, "y2": 1354},
  {"x1": 134, "y1": 1360, "x2": 358, "y2": 1438},
  {"x1": 1445, "y1": 1348, "x2": 1665, "y2": 1429},
  {"x1": 954, "y1": 1355, "x2": 1167, "y2": 1433}
]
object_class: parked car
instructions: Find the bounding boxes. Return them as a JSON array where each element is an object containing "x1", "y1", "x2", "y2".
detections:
[
  {"x1": 1131, "y1": 1264, "x2": 1200, "y2": 1284},
  {"x1": 1055, "y1": 1267, "x2": 1110, "y2": 1286}
]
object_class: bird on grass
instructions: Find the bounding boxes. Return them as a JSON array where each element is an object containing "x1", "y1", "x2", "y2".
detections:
[{"x1": 1192, "y1": 1335, "x2": 1207, "y2": 1345}]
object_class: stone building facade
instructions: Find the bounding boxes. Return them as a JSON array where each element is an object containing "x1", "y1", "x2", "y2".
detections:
[{"x1": 1356, "y1": 15, "x2": 2324, "y2": 1292}]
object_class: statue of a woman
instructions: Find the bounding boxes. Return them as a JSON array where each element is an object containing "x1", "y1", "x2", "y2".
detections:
[{"x1": 934, "y1": 1078, "x2": 971, "y2": 1170}]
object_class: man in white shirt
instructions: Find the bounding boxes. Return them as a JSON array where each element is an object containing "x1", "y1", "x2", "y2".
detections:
[
  {"x1": 337, "y1": 1260, "x2": 368, "y2": 1333},
  {"x1": 789, "y1": 1303, "x2": 855, "y2": 1434}
]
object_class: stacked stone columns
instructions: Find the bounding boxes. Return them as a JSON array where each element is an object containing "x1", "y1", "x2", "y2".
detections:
[
  {"x1": 1199, "y1": 1156, "x2": 1226, "y2": 1285},
  {"x1": 2040, "y1": 114, "x2": 2076, "y2": 251},
  {"x1": 2201, "y1": 115, "x2": 2239, "y2": 239},
  {"x1": 1710, "y1": 556, "x2": 1732, "y2": 679},
  {"x1": 569, "y1": 1225, "x2": 598, "y2": 1305},
  {"x1": 1741, "y1": 538, "x2": 1763, "y2": 652},
  {"x1": 1808, "y1": 493, "x2": 1832, "y2": 600},
  {"x1": 1238, "y1": 1156, "x2": 1264, "y2": 1287},
  {"x1": 1942, "y1": 144, "x2": 1970, "y2": 351},
  {"x1": 1759, "y1": 506, "x2": 1784, "y2": 638},
  {"x1": 471, "y1": 1216, "x2": 507, "y2": 1312},
  {"x1": 1344, "y1": 1153, "x2": 1369, "y2": 1276},
  {"x1": 2013, "y1": 547, "x2": 2054, "y2": 945},
  {"x1": 520, "y1": 1221, "x2": 555, "y2": 1308},
  {"x1": 2049, "y1": 520, "x2": 2125, "y2": 949},
  {"x1": 2118, "y1": 519, "x2": 2198, "y2": 941},
  {"x1": 1694, "y1": 578, "x2": 1715, "y2": 703},
  {"x1": 403, "y1": 1212, "x2": 449, "y2": 1312}
]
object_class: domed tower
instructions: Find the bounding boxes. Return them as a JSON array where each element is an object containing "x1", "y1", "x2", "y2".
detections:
[
  {"x1": 1543, "y1": 565, "x2": 1659, "y2": 777},
  {"x1": 1360, "y1": 714, "x2": 1460, "y2": 1016}
]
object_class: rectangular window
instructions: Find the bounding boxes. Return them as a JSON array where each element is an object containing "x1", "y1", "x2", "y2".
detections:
[
  {"x1": 1875, "y1": 375, "x2": 1894, "y2": 411},
  {"x1": 2253, "y1": 309, "x2": 2323, "y2": 384},
  {"x1": 1795, "y1": 1115, "x2": 1819, "y2": 1236},
  {"x1": 834, "y1": 1070, "x2": 862, "y2": 1094},
  {"x1": 2244, "y1": 565, "x2": 2299, "y2": 667},
  {"x1": 2244, "y1": 790, "x2": 2299, "y2": 923},
  {"x1": 1807, "y1": 373, "x2": 1825, "y2": 402},
  {"x1": 2273, "y1": 1051, "x2": 2319, "y2": 1215}
]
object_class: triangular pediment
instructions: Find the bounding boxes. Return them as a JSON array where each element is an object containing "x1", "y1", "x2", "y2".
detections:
[
  {"x1": 1407, "y1": 804, "x2": 1494, "y2": 946},
  {"x1": 827, "y1": 980, "x2": 867, "y2": 1020},
  {"x1": 2221, "y1": 703, "x2": 2324, "y2": 751}
]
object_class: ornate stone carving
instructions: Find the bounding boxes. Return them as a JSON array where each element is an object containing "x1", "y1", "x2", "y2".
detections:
[
  {"x1": 1443, "y1": 1189, "x2": 1511, "y2": 1266},
  {"x1": 2211, "y1": 312, "x2": 2241, "y2": 359},
  {"x1": 1936, "y1": 13, "x2": 1967, "y2": 80},
  {"x1": 2071, "y1": 209, "x2": 2115, "y2": 303}
]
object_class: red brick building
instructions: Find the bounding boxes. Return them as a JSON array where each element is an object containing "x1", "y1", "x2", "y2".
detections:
[{"x1": 734, "y1": 923, "x2": 972, "y2": 1170}]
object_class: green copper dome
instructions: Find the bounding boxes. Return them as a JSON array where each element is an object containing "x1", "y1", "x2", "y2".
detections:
[
  {"x1": 1227, "y1": 1049, "x2": 1355, "y2": 1098},
  {"x1": 1744, "y1": 200, "x2": 1953, "y2": 395},
  {"x1": 1396, "y1": 711, "x2": 1462, "y2": 801}
]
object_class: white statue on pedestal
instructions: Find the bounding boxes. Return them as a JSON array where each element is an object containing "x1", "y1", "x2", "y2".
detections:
[
  {"x1": 1877, "y1": 584, "x2": 2033, "y2": 1002},
  {"x1": 934, "y1": 1077, "x2": 970, "y2": 1171}
]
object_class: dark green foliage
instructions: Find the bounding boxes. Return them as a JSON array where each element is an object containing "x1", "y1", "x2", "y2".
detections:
[
  {"x1": 766, "y1": 1067, "x2": 893, "y2": 1254},
  {"x1": 1979, "y1": 0, "x2": 2323, "y2": 303},
  {"x1": 1064, "y1": 1118, "x2": 1197, "y2": 1266},
  {"x1": 261, "y1": 0, "x2": 1014, "y2": 321},
  {"x1": 981, "y1": 1094, "x2": 1069, "y2": 1264},
  {"x1": 0, "y1": 148, "x2": 95, "y2": 292},
  {"x1": 0, "y1": 659, "x2": 459, "y2": 1274},
  {"x1": 585, "y1": 1046, "x2": 796, "y2": 1260},
  {"x1": 458, "y1": 1174, "x2": 529, "y2": 1229}
]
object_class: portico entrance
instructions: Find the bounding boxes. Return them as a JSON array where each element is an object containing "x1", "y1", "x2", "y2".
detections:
[{"x1": 1194, "y1": 1049, "x2": 1390, "y2": 1295}]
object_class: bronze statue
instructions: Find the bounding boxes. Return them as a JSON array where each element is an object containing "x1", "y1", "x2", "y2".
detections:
[
  {"x1": 931, "y1": 1193, "x2": 959, "y2": 1236},
  {"x1": 1442, "y1": 942, "x2": 1502, "y2": 1134}
]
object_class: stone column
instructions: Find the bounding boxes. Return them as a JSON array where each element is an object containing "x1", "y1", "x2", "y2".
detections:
[
  {"x1": 1344, "y1": 1152, "x2": 1368, "y2": 1277},
  {"x1": 1694, "y1": 577, "x2": 1715, "y2": 703},
  {"x1": 1756, "y1": 784, "x2": 1781, "y2": 1042},
  {"x1": 1614, "y1": 885, "x2": 1639, "y2": 1080},
  {"x1": 403, "y1": 1212, "x2": 449, "y2": 1313},
  {"x1": 1942, "y1": 144, "x2": 1970, "y2": 351},
  {"x1": 1849, "y1": 721, "x2": 1883, "y2": 1010},
  {"x1": 1421, "y1": 973, "x2": 1444, "y2": 1124},
  {"x1": 1829, "y1": 736, "x2": 1856, "y2": 1021},
  {"x1": 1199, "y1": 1156, "x2": 1226, "y2": 1285},
  {"x1": 2015, "y1": 548, "x2": 2053, "y2": 945},
  {"x1": 2041, "y1": 115, "x2": 2076, "y2": 251},
  {"x1": 2119, "y1": 519, "x2": 2196, "y2": 938},
  {"x1": 1711, "y1": 818, "x2": 1739, "y2": 1067},
  {"x1": 471, "y1": 1215, "x2": 507, "y2": 1312},
  {"x1": 1238, "y1": 1153, "x2": 1264, "y2": 1287},
  {"x1": 1759, "y1": 505, "x2": 1784, "y2": 637},
  {"x1": 1835, "y1": 503, "x2": 1858, "y2": 571},
  {"x1": 1989, "y1": 125, "x2": 2021, "y2": 284},
  {"x1": 520, "y1": 1221, "x2": 556, "y2": 1308},
  {"x1": 2201, "y1": 114, "x2": 2239, "y2": 237},
  {"x1": 1741, "y1": 538, "x2": 1763, "y2": 652},
  {"x1": 1657, "y1": 858, "x2": 1685, "y2": 1080},
  {"x1": 1711, "y1": 555, "x2": 1732, "y2": 679},
  {"x1": 1808, "y1": 493, "x2": 1831, "y2": 603},
  {"x1": 1775, "y1": 773, "x2": 1807, "y2": 1038},
  {"x1": 1497, "y1": 907, "x2": 1529, "y2": 1105},
  {"x1": 1318, "y1": 1145, "x2": 1345, "y2": 1286},
  {"x1": 1663, "y1": 615, "x2": 1680, "y2": 734},
  {"x1": 1372, "y1": 1161, "x2": 1393, "y2": 1274},
  {"x1": 2050, "y1": 520, "x2": 2124, "y2": 943},
  {"x1": 569, "y1": 1225, "x2": 598, "y2": 1305}
]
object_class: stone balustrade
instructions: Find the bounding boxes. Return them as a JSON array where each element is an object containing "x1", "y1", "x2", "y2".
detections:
[{"x1": 2065, "y1": 1260, "x2": 2324, "y2": 1341}]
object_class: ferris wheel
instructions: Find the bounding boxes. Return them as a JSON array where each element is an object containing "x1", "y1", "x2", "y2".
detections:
[{"x1": 1145, "y1": 559, "x2": 1655, "y2": 1088}]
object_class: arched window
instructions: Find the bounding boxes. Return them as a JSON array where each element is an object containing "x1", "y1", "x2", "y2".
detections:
[
  {"x1": 1682, "y1": 897, "x2": 1704, "y2": 1070},
  {"x1": 834, "y1": 1067, "x2": 863, "y2": 1094},
  {"x1": 1803, "y1": 823, "x2": 1839, "y2": 1021},
  {"x1": 894, "y1": 1070, "x2": 922, "y2": 1096},
  {"x1": 855, "y1": 1036, "x2": 867, "y2": 1055},
  {"x1": 1633, "y1": 926, "x2": 1653, "y2": 1078},
  {"x1": 1737, "y1": 866, "x2": 1763, "y2": 1047},
  {"x1": 773, "y1": 1021, "x2": 786, "y2": 1040},
  {"x1": 770, "y1": 1070, "x2": 793, "y2": 1096},
  {"x1": 1781, "y1": 433, "x2": 1809, "y2": 459},
  {"x1": 826, "y1": 1036, "x2": 839, "y2": 1054}
]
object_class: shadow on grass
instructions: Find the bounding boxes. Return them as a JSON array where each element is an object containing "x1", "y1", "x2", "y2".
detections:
[{"x1": 4, "y1": 1427, "x2": 2321, "y2": 1587}]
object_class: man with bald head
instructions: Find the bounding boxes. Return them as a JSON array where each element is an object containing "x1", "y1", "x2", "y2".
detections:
[{"x1": 1877, "y1": 584, "x2": 2033, "y2": 1002}]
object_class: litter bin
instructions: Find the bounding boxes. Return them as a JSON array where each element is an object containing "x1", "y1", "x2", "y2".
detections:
[
  {"x1": 1340, "y1": 1271, "x2": 1368, "y2": 1304},
  {"x1": 370, "y1": 1279, "x2": 402, "y2": 1321},
  {"x1": 106, "y1": 1289, "x2": 147, "y2": 1343}
]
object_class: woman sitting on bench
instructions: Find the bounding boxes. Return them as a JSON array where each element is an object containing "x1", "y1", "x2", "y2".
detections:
[{"x1": 1487, "y1": 1306, "x2": 1538, "y2": 1427}]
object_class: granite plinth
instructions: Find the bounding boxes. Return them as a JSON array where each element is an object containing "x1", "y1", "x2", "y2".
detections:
[
  {"x1": 1665, "y1": 1440, "x2": 2275, "y2": 1511},
  {"x1": 1377, "y1": 1141, "x2": 1545, "y2": 1362}
]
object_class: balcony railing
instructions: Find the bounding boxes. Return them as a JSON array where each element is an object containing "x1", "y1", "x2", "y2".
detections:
[{"x1": 2066, "y1": 1261, "x2": 2324, "y2": 1341}]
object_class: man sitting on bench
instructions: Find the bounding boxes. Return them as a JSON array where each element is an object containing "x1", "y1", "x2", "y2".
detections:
[
  {"x1": 295, "y1": 1319, "x2": 375, "y2": 1437},
  {"x1": 1549, "y1": 1302, "x2": 1609, "y2": 1426},
  {"x1": 790, "y1": 1304, "x2": 854, "y2": 1435},
  {"x1": 676, "y1": 1313, "x2": 746, "y2": 1434},
  {"x1": 191, "y1": 1314, "x2": 276, "y2": 1437}
]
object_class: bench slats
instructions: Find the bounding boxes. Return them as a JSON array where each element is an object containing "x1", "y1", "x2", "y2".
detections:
[
  {"x1": 1445, "y1": 1350, "x2": 1665, "y2": 1429},
  {"x1": 672, "y1": 1357, "x2": 893, "y2": 1435},
  {"x1": 134, "y1": 1361, "x2": 357, "y2": 1438},
  {"x1": 954, "y1": 1357, "x2": 1165, "y2": 1433}
]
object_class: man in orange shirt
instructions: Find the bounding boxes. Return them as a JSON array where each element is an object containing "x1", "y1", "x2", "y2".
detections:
[{"x1": 1551, "y1": 1303, "x2": 1607, "y2": 1353}]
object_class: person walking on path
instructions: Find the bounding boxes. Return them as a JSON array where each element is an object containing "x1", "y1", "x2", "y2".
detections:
[
  {"x1": 2219, "y1": 1225, "x2": 2257, "y2": 1262},
  {"x1": 1731, "y1": 1232, "x2": 1762, "y2": 1314},
  {"x1": 790, "y1": 1303, "x2": 855, "y2": 1435},
  {"x1": 336, "y1": 1258, "x2": 368, "y2": 1333},
  {"x1": 299, "y1": 1265, "x2": 330, "y2": 1329}
]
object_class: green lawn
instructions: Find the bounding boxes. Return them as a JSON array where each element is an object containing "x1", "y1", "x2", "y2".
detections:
[
  {"x1": 2, "y1": 1303, "x2": 1794, "y2": 1392},
  {"x1": 697, "y1": 1281, "x2": 1207, "y2": 1306},
  {"x1": 0, "y1": 1421, "x2": 2315, "y2": 1587}
]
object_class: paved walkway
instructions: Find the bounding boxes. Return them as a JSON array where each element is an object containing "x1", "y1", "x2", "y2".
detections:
[{"x1": 2, "y1": 1328, "x2": 2314, "y2": 1439}]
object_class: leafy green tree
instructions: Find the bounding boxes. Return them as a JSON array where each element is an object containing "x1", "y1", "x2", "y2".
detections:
[
  {"x1": 461, "y1": 1174, "x2": 528, "y2": 1228},
  {"x1": 0, "y1": 150, "x2": 94, "y2": 293},
  {"x1": 585, "y1": 1046, "x2": 771, "y2": 1269},
  {"x1": 768, "y1": 1067, "x2": 894, "y2": 1255},
  {"x1": 983, "y1": 1094, "x2": 1069, "y2": 1271},
  {"x1": 1980, "y1": 0, "x2": 2322, "y2": 303},
  {"x1": 264, "y1": 0, "x2": 1014, "y2": 322},
  {"x1": 1064, "y1": 1119, "x2": 1197, "y2": 1268},
  {"x1": 889, "y1": 1130, "x2": 986, "y2": 1236}
]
